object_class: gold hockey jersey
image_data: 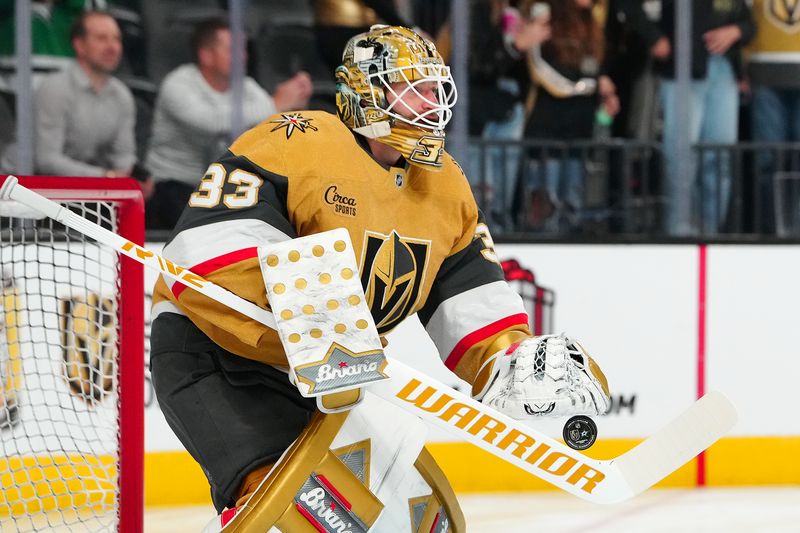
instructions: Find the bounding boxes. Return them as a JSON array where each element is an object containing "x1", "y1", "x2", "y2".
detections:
[
  {"x1": 151, "y1": 111, "x2": 530, "y2": 391},
  {"x1": 746, "y1": 0, "x2": 800, "y2": 87},
  {"x1": 748, "y1": 0, "x2": 800, "y2": 56}
]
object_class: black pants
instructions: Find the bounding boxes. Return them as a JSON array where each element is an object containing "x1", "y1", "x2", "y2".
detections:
[
  {"x1": 145, "y1": 180, "x2": 195, "y2": 231},
  {"x1": 150, "y1": 313, "x2": 317, "y2": 511}
]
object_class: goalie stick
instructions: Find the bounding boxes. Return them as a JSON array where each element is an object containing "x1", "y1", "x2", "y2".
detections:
[
  {"x1": 0, "y1": 175, "x2": 276, "y2": 330},
  {"x1": 0, "y1": 175, "x2": 737, "y2": 504}
]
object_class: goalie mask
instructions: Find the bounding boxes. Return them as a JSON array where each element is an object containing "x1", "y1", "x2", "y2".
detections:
[{"x1": 335, "y1": 25, "x2": 457, "y2": 170}]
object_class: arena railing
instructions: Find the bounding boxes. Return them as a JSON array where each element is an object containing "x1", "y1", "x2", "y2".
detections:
[{"x1": 467, "y1": 138, "x2": 800, "y2": 242}]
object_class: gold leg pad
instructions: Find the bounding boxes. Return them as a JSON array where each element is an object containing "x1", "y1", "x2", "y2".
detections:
[
  {"x1": 412, "y1": 447, "x2": 466, "y2": 533},
  {"x1": 224, "y1": 410, "x2": 384, "y2": 532}
]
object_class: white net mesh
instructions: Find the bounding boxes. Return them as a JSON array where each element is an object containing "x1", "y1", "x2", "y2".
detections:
[{"x1": 1, "y1": 201, "x2": 123, "y2": 532}]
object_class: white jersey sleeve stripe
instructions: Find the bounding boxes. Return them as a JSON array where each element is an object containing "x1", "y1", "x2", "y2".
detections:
[
  {"x1": 162, "y1": 218, "x2": 290, "y2": 294},
  {"x1": 424, "y1": 280, "x2": 528, "y2": 366},
  {"x1": 151, "y1": 300, "x2": 185, "y2": 322},
  {"x1": 163, "y1": 218, "x2": 290, "y2": 269}
]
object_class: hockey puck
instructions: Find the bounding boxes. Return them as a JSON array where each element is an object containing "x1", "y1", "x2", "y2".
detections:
[{"x1": 563, "y1": 415, "x2": 597, "y2": 450}]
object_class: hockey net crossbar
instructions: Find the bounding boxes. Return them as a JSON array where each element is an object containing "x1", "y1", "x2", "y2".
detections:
[{"x1": 0, "y1": 176, "x2": 144, "y2": 532}]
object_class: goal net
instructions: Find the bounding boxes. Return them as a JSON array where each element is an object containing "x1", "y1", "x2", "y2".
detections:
[{"x1": 0, "y1": 177, "x2": 144, "y2": 532}]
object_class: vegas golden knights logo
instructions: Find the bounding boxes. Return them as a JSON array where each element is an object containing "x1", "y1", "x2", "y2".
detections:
[
  {"x1": 360, "y1": 231, "x2": 430, "y2": 334},
  {"x1": 59, "y1": 293, "x2": 117, "y2": 405},
  {"x1": 766, "y1": 0, "x2": 800, "y2": 31}
]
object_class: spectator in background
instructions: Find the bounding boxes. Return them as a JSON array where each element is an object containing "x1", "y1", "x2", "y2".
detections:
[
  {"x1": 634, "y1": 0, "x2": 754, "y2": 235},
  {"x1": 460, "y1": 0, "x2": 551, "y2": 232},
  {"x1": 0, "y1": 0, "x2": 91, "y2": 89},
  {"x1": 0, "y1": 0, "x2": 86, "y2": 165},
  {"x1": 0, "y1": 0, "x2": 81, "y2": 56},
  {"x1": 144, "y1": 17, "x2": 312, "y2": 230},
  {"x1": 521, "y1": 0, "x2": 619, "y2": 233},
  {"x1": 30, "y1": 10, "x2": 138, "y2": 181},
  {"x1": 603, "y1": 0, "x2": 661, "y2": 141},
  {"x1": 312, "y1": 0, "x2": 414, "y2": 75},
  {"x1": 747, "y1": 0, "x2": 800, "y2": 234}
]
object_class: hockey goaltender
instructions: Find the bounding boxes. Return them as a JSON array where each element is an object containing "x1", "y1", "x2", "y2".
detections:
[{"x1": 147, "y1": 25, "x2": 610, "y2": 532}]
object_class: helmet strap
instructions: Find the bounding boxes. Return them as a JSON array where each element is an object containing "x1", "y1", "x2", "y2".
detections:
[{"x1": 353, "y1": 122, "x2": 391, "y2": 139}]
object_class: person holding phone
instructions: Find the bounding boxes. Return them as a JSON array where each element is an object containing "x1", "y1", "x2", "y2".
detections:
[
  {"x1": 521, "y1": 0, "x2": 619, "y2": 233},
  {"x1": 465, "y1": 0, "x2": 551, "y2": 232}
]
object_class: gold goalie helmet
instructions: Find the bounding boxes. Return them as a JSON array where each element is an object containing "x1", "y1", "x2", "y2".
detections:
[{"x1": 336, "y1": 25, "x2": 458, "y2": 170}]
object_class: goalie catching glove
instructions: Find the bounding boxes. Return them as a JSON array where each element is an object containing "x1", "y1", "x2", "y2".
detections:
[{"x1": 477, "y1": 334, "x2": 610, "y2": 418}]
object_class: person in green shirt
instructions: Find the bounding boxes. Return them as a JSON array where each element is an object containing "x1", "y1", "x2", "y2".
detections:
[{"x1": 0, "y1": 0, "x2": 89, "y2": 57}]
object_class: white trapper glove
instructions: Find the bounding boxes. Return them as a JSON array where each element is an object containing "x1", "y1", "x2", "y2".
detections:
[{"x1": 478, "y1": 334, "x2": 610, "y2": 419}]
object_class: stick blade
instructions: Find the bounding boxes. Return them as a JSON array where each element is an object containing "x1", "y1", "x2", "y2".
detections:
[{"x1": 613, "y1": 391, "x2": 737, "y2": 497}]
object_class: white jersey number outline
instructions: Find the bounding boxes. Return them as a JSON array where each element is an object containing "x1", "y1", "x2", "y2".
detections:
[{"x1": 189, "y1": 164, "x2": 263, "y2": 209}]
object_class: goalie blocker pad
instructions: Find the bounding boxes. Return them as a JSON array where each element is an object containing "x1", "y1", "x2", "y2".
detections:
[
  {"x1": 215, "y1": 393, "x2": 465, "y2": 533},
  {"x1": 259, "y1": 229, "x2": 389, "y2": 401}
]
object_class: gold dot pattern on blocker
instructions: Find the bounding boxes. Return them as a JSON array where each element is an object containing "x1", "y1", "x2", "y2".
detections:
[
  {"x1": 290, "y1": 319, "x2": 373, "y2": 342},
  {"x1": 267, "y1": 235, "x2": 348, "y2": 267},
  {"x1": 271, "y1": 236, "x2": 363, "y2": 344}
]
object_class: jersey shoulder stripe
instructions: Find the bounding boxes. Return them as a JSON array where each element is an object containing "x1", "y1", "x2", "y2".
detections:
[
  {"x1": 162, "y1": 218, "x2": 290, "y2": 281},
  {"x1": 171, "y1": 247, "x2": 258, "y2": 299},
  {"x1": 417, "y1": 231, "x2": 506, "y2": 326},
  {"x1": 424, "y1": 280, "x2": 529, "y2": 365},
  {"x1": 443, "y1": 313, "x2": 529, "y2": 371}
]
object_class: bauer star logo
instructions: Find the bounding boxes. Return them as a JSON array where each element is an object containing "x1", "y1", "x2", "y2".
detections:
[{"x1": 269, "y1": 113, "x2": 319, "y2": 138}]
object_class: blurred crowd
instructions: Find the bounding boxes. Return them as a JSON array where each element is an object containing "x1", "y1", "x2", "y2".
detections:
[
  {"x1": 464, "y1": 0, "x2": 798, "y2": 236},
  {"x1": 0, "y1": 0, "x2": 798, "y2": 237}
]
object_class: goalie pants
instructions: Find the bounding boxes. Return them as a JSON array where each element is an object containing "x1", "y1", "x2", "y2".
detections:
[{"x1": 150, "y1": 312, "x2": 317, "y2": 511}]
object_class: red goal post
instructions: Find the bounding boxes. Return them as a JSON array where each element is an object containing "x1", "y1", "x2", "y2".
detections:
[{"x1": 0, "y1": 176, "x2": 144, "y2": 532}]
